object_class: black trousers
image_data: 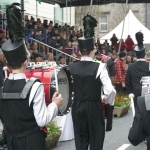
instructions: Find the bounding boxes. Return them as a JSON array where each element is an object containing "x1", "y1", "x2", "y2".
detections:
[
  {"x1": 115, "y1": 84, "x2": 126, "y2": 93},
  {"x1": 72, "y1": 100, "x2": 105, "y2": 150},
  {"x1": 7, "y1": 131, "x2": 46, "y2": 150}
]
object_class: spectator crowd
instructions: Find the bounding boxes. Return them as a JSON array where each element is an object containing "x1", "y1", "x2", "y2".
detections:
[{"x1": 0, "y1": 15, "x2": 150, "y2": 94}]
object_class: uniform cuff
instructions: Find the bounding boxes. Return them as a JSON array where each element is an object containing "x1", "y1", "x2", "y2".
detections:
[{"x1": 51, "y1": 102, "x2": 59, "y2": 114}]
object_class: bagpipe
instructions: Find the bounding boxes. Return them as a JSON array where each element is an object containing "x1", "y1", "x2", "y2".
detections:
[
  {"x1": 129, "y1": 76, "x2": 150, "y2": 118},
  {"x1": 101, "y1": 99, "x2": 114, "y2": 132}
]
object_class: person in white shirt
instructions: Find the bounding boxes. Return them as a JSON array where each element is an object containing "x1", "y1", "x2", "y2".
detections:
[
  {"x1": 69, "y1": 13, "x2": 116, "y2": 150},
  {"x1": 0, "y1": 3, "x2": 63, "y2": 150}
]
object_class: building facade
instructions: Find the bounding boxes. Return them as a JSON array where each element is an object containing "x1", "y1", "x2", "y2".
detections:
[
  {"x1": 75, "y1": 3, "x2": 150, "y2": 39},
  {"x1": 0, "y1": 0, "x2": 75, "y2": 26}
]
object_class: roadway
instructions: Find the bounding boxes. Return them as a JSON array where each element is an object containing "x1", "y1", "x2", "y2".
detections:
[
  {"x1": 52, "y1": 108, "x2": 147, "y2": 150},
  {"x1": 0, "y1": 108, "x2": 147, "y2": 150}
]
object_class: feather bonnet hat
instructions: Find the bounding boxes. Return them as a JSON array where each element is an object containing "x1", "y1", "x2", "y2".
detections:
[
  {"x1": 134, "y1": 31, "x2": 145, "y2": 58},
  {"x1": 1, "y1": 3, "x2": 30, "y2": 66},
  {"x1": 78, "y1": 13, "x2": 98, "y2": 52}
]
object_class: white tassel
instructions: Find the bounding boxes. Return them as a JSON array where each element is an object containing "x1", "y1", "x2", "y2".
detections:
[
  {"x1": 3, "y1": 66, "x2": 8, "y2": 79},
  {"x1": 129, "y1": 94, "x2": 135, "y2": 117}
]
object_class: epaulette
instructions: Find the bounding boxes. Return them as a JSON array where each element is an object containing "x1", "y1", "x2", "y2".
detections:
[{"x1": 1, "y1": 77, "x2": 40, "y2": 99}]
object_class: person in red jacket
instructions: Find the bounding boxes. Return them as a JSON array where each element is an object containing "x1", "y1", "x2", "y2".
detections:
[
  {"x1": 116, "y1": 39, "x2": 128, "y2": 52},
  {"x1": 125, "y1": 35, "x2": 135, "y2": 51}
]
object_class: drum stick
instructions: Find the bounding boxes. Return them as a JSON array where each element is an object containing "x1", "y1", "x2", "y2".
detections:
[
  {"x1": 129, "y1": 94, "x2": 135, "y2": 117},
  {"x1": 54, "y1": 68, "x2": 59, "y2": 92},
  {"x1": 3, "y1": 66, "x2": 8, "y2": 78}
]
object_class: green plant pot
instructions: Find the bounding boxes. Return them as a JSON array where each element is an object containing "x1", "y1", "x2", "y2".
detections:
[
  {"x1": 114, "y1": 104, "x2": 130, "y2": 117},
  {"x1": 45, "y1": 132, "x2": 61, "y2": 150}
]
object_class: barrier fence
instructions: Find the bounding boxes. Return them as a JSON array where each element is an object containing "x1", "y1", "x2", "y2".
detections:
[
  {"x1": 0, "y1": 10, "x2": 7, "y2": 36},
  {"x1": 27, "y1": 37, "x2": 79, "y2": 63}
]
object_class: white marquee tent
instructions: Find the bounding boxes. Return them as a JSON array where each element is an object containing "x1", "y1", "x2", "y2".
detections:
[{"x1": 100, "y1": 10, "x2": 150, "y2": 44}]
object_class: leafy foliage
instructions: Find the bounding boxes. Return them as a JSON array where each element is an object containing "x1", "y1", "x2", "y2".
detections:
[
  {"x1": 6, "y1": 3, "x2": 25, "y2": 42},
  {"x1": 46, "y1": 119, "x2": 61, "y2": 136},
  {"x1": 83, "y1": 13, "x2": 98, "y2": 38},
  {"x1": 114, "y1": 93, "x2": 130, "y2": 107}
]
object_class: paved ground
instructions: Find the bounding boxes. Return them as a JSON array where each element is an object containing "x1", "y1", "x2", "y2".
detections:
[
  {"x1": 0, "y1": 108, "x2": 147, "y2": 150},
  {"x1": 52, "y1": 108, "x2": 147, "y2": 150}
]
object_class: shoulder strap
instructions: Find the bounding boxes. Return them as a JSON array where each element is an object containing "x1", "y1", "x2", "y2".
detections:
[
  {"x1": 137, "y1": 96, "x2": 147, "y2": 117},
  {"x1": 144, "y1": 93, "x2": 150, "y2": 113},
  {"x1": 20, "y1": 77, "x2": 40, "y2": 99},
  {"x1": 2, "y1": 78, "x2": 40, "y2": 99}
]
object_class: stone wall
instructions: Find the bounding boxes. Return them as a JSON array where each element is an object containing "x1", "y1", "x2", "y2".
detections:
[
  {"x1": 75, "y1": 3, "x2": 149, "y2": 39},
  {"x1": 147, "y1": 4, "x2": 150, "y2": 30}
]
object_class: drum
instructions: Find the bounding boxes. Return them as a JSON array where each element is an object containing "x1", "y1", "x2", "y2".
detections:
[{"x1": 25, "y1": 65, "x2": 73, "y2": 116}]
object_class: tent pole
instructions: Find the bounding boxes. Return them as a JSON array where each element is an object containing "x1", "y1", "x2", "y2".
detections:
[
  {"x1": 118, "y1": 0, "x2": 128, "y2": 54},
  {"x1": 66, "y1": 0, "x2": 69, "y2": 46},
  {"x1": 20, "y1": 0, "x2": 25, "y2": 27},
  {"x1": 66, "y1": 0, "x2": 68, "y2": 24},
  {"x1": 70, "y1": 0, "x2": 71, "y2": 25},
  {"x1": 145, "y1": 3, "x2": 147, "y2": 27},
  {"x1": 36, "y1": 0, "x2": 38, "y2": 20},
  {"x1": 89, "y1": 0, "x2": 93, "y2": 13}
]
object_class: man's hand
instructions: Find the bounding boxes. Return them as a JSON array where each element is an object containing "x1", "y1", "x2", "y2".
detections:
[
  {"x1": 101, "y1": 99, "x2": 108, "y2": 104},
  {"x1": 52, "y1": 92, "x2": 63, "y2": 107},
  {"x1": 122, "y1": 82, "x2": 126, "y2": 88}
]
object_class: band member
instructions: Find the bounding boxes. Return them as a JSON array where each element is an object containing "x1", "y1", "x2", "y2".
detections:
[
  {"x1": 128, "y1": 95, "x2": 150, "y2": 149},
  {"x1": 69, "y1": 13, "x2": 116, "y2": 150},
  {"x1": 126, "y1": 31, "x2": 150, "y2": 107},
  {"x1": 0, "y1": 3, "x2": 63, "y2": 150}
]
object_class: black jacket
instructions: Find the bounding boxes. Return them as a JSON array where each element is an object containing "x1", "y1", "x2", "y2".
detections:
[
  {"x1": 128, "y1": 96, "x2": 150, "y2": 150},
  {"x1": 69, "y1": 61, "x2": 102, "y2": 101},
  {"x1": 107, "y1": 58, "x2": 115, "y2": 76},
  {"x1": 126, "y1": 60, "x2": 150, "y2": 106},
  {"x1": 0, "y1": 79, "x2": 46, "y2": 150}
]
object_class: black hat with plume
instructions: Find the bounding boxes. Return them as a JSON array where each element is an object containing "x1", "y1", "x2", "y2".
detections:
[
  {"x1": 1, "y1": 3, "x2": 30, "y2": 66},
  {"x1": 78, "y1": 13, "x2": 98, "y2": 52},
  {"x1": 134, "y1": 31, "x2": 145, "y2": 58}
]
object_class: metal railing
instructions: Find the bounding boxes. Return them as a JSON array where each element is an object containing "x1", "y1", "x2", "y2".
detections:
[
  {"x1": 27, "y1": 37, "x2": 79, "y2": 62},
  {"x1": 0, "y1": 10, "x2": 7, "y2": 33},
  {"x1": 24, "y1": 13, "x2": 69, "y2": 26}
]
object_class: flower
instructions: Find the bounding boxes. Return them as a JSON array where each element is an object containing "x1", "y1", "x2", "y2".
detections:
[
  {"x1": 114, "y1": 93, "x2": 130, "y2": 107},
  {"x1": 116, "y1": 97, "x2": 121, "y2": 101}
]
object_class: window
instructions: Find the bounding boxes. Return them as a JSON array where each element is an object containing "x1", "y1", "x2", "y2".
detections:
[
  {"x1": 100, "y1": 16, "x2": 108, "y2": 32},
  {"x1": 0, "y1": 5, "x2": 7, "y2": 11}
]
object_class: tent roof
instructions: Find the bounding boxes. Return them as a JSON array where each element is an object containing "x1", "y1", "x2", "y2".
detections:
[
  {"x1": 100, "y1": 10, "x2": 150, "y2": 44},
  {"x1": 42, "y1": 0, "x2": 150, "y2": 7}
]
